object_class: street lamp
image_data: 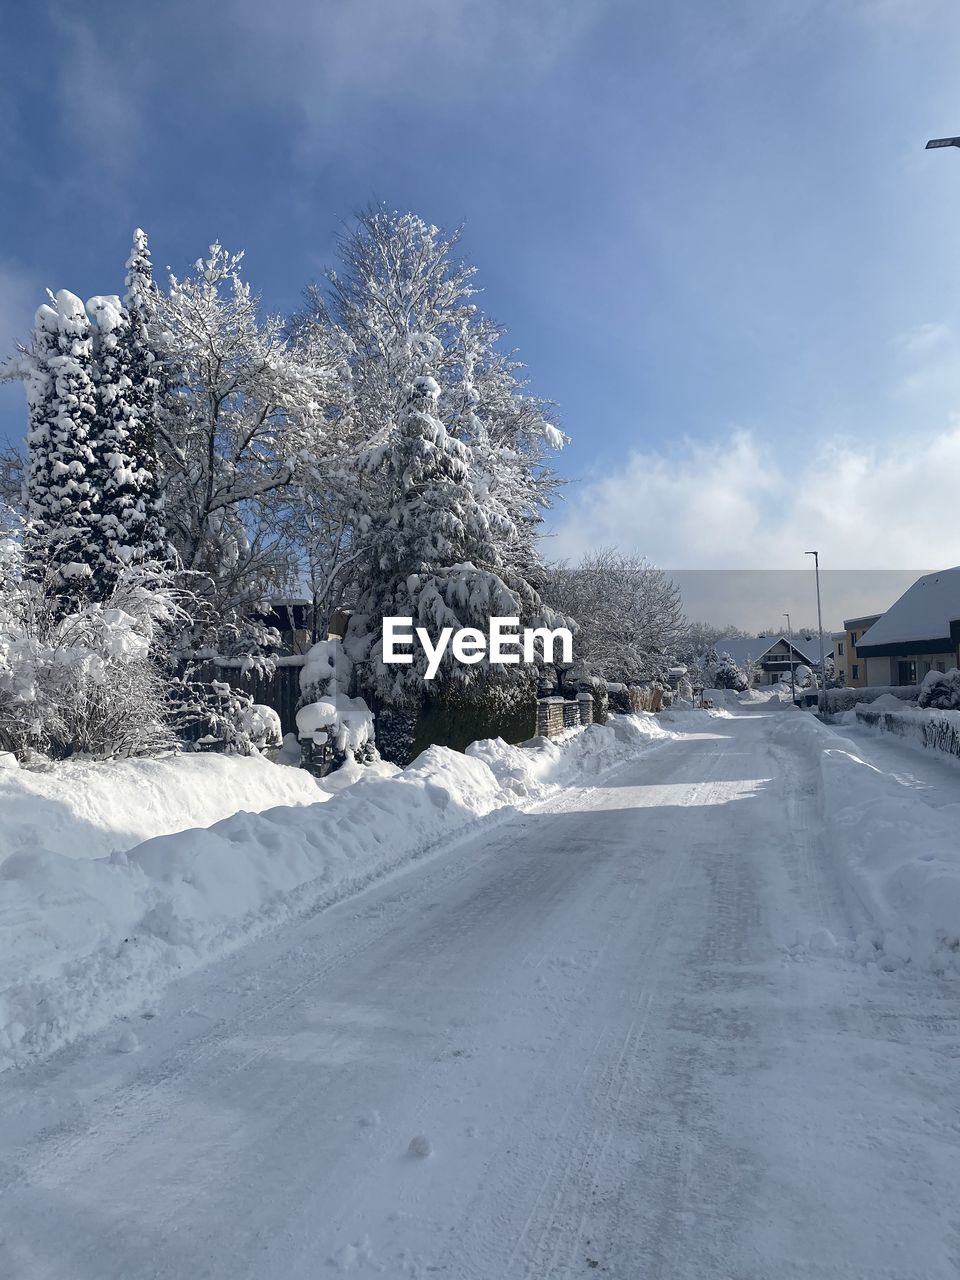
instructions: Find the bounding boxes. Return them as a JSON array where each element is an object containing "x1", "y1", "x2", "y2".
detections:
[
  {"x1": 805, "y1": 551, "x2": 827, "y2": 716},
  {"x1": 926, "y1": 137, "x2": 960, "y2": 150},
  {"x1": 783, "y1": 612, "x2": 797, "y2": 705}
]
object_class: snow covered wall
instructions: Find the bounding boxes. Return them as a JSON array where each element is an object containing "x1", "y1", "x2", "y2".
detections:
[{"x1": 0, "y1": 713, "x2": 673, "y2": 1069}]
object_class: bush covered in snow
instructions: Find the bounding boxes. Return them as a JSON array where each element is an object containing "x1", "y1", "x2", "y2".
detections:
[
  {"x1": 167, "y1": 678, "x2": 281, "y2": 756},
  {"x1": 918, "y1": 667, "x2": 960, "y2": 711},
  {"x1": 0, "y1": 528, "x2": 180, "y2": 761},
  {"x1": 711, "y1": 654, "x2": 748, "y2": 692},
  {"x1": 296, "y1": 639, "x2": 376, "y2": 766}
]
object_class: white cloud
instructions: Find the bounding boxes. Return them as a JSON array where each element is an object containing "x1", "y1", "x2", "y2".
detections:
[
  {"x1": 52, "y1": 14, "x2": 144, "y2": 177},
  {"x1": 0, "y1": 259, "x2": 38, "y2": 358},
  {"x1": 226, "y1": 0, "x2": 603, "y2": 167},
  {"x1": 547, "y1": 423, "x2": 960, "y2": 570}
]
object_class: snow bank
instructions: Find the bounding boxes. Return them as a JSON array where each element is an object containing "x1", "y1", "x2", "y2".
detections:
[
  {"x1": 0, "y1": 713, "x2": 672, "y2": 1068},
  {"x1": 822, "y1": 684, "x2": 919, "y2": 714},
  {"x1": 0, "y1": 754, "x2": 326, "y2": 866},
  {"x1": 769, "y1": 714, "x2": 960, "y2": 976},
  {"x1": 467, "y1": 710, "x2": 672, "y2": 800}
]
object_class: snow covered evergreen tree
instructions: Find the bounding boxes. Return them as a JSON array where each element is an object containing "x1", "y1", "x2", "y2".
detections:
[
  {"x1": 292, "y1": 209, "x2": 566, "y2": 695},
  {"x1": 121, "y1": 228, "x2": 166, "y2": 561},
  {"x1": 712, "y1": 653, "x2": 749, "y2": 692},
  {"x1": 352, "y1": 373, "x2": 525, "y2": 699},
  {"x1": 86, "y1": 290, "x2": 167, "y2": 593},
  {"x1": 23, "y1": 292, "x2": 100, "y2": 601}
]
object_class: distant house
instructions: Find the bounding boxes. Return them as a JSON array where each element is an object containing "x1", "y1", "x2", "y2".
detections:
[
  {"x1": 254, "y1": 598, "x2": 314, "y2": 653},
  {"x1": 715, "y1": 634, "x2": 822, "y2": 687},
  {"x1": 838, "y1": 613, "x2": 882, "y2": 689},
  {"x1": 855, "y1": 568, "x2": 960, "y2": 687}
]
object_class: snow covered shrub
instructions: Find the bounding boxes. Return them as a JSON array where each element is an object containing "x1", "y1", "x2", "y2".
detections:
[
  {"x1": 167, "y1": 678, "x2": 262, "y2": 754},
  {"x1": 918, "y1": 668, "x2": 960, "y2": 711},
  {"x1": 711, "y1": 654, "x2": 748, "y2": 692},
  {"x1": 295, "y1": 639, "x2": 376, "y2": 767},
  {"x1": 606, "y1": 682, "x2": 631, "y2": 714},
  {"x1": 0, "y1": 530, "x2": 179, "y2": 760},
  {"x1": 591, "y1": 677, "x2": 609, "y2": 725},
  {"x1": 240, "y1": 703, "x2": 282, "y2": 751},
  {"x1": 296, "y1": 694, "x2": 375, "y2": 757},
  {"x1": 374, "y1": 703, "x2": 418, "y2": 766}
]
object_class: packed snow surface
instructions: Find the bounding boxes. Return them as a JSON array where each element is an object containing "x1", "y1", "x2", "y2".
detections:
[{"x1": 1, "y1": 696, "x2": 958, "y2": 1278}]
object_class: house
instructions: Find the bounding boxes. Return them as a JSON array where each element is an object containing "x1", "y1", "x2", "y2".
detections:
[
  {"x1": 838, "y1": 614, "x2": 882, "y2": 688},
  {"x1": 855, "y1": 568, "x2": 960, "y2": 687},
  {"x1": 716, "y1": 634, "x2": 823, "y2": 687},
  {"x1": 831, "y1": 631, "x2": 845, "y2": 682}
]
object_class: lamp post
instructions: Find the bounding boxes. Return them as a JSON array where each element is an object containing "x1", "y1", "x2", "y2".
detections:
[
  {"x1": 805, "y1": 551, "x2": 827, "y2": 715},
  {"x1": 783, "y1": 612, "x2": 797, "y2": 705}
]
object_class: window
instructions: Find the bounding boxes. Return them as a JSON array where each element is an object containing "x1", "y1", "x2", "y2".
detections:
[
  {"x1": 838, "y1": 641, "x2": 844, "y2": 656},
  {"x1": 851, "y1": 664, "x2": 859, "y2": 680},
  {"x1": 898, "y1": 660, "x2": 917, "y2": 686}
]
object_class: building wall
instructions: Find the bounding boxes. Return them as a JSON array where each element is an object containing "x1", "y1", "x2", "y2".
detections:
[
  {"x1": 844, "y1": 624, "x2": 876, "y2": 688},
  {"x1": 865, "y1": 651, "x2": 959, "y2": 687},
  {"x1": 832, "y1": 634, "x2": 847, "y2": 684}
]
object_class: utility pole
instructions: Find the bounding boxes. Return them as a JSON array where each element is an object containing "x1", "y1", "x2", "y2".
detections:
[
  {"x1": 805, "y1": 551, "x2": 827, "y2": 715},
  {"x1": 783, "y1": 612, "x2": 797, "y2": 705}
]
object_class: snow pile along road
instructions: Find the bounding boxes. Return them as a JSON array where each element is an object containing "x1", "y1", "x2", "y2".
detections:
[
  {"x1": 770, "y1": 712, "x2": 960, "y2": 975},
  {"x1": 0, "y1": 712, "x2": 673, "y2": 1069},
  {"x1": 0, "y1": 752, "x2": 330, "y2": 865}
]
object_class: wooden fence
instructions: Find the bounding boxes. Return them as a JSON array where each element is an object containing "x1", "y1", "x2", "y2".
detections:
[{"x1": 185, "y1": 656, "x2": 306, "y2": 736}]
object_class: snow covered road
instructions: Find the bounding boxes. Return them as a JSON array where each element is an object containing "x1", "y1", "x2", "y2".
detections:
[{"x1": 2, "y1": 706, "x2": 959, "y2": 1278}]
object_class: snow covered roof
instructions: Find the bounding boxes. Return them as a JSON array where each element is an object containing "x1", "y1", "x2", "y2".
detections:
[
  {"x1": 857, "y1": 568, "x2": 960, "y2": 649},
  {"x1": 716, "y1": 634, "x2": 822, "y2": 667}
]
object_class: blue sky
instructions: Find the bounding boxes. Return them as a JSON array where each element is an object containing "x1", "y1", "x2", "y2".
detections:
[{"x1": 3, "y1": 0, "x2": 960, "y2": 621}]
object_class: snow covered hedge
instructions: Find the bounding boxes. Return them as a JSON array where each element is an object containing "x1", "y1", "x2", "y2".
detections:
[
  {"x1": 854, "y1": 701, "x2": 960, "y2": 761},
  {"x1": 822, "y1": 684, "x2": 919, "y2": 714}
]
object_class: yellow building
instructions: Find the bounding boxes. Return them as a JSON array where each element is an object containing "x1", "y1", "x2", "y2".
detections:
[{"x1": 839, "y1": 613, "x2": 882, "y2": 688}]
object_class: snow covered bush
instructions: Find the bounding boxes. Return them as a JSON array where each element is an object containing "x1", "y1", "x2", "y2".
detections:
[
  {"x1": 711, "y1": 654, "x2": 748, "y2": 692},
  {"x1": 167, "y1": 678, "x2": 265, "y2": 755},
  {"x1": 296, "y1": 694, "x2": 375, "y2": 758},
  {"x1": 918, "y1": 667, "x2": 960, "y2": 711},
  {"x1": 295, "y1": 638, "x2": 375, "y2": 766},
  {"x1": 0, "y1": 528, "x2": 179, "y2": 761},
  {"x1": 240, "y1": 703, "x2": 282, "y2": 751}
]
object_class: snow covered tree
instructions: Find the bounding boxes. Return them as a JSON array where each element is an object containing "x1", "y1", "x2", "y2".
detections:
[
  {"x1": 351, "y1": 374, "x2": 526, "y2": 699},
  {"x1": 86, "y1": 291, "x2": 167, "y2": 592},
  {"x1": 120, "y1": 228, "x2": 166, "y2": 561},
  {"x1": 291, "y1": 209, "x2": 566, "y2": 685},
  {"x1": 153, "y1": 243, "x2": 334, "y2": 626},
  {"x1": 712, "y1": 653, "x2": 749, "y2": 691},
  {"x1": 22, "y1": 292, "x2": 101, "y2": 602},
  {"x1": 542, "y1": 548, "x2": 684, "y2": 684}
]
